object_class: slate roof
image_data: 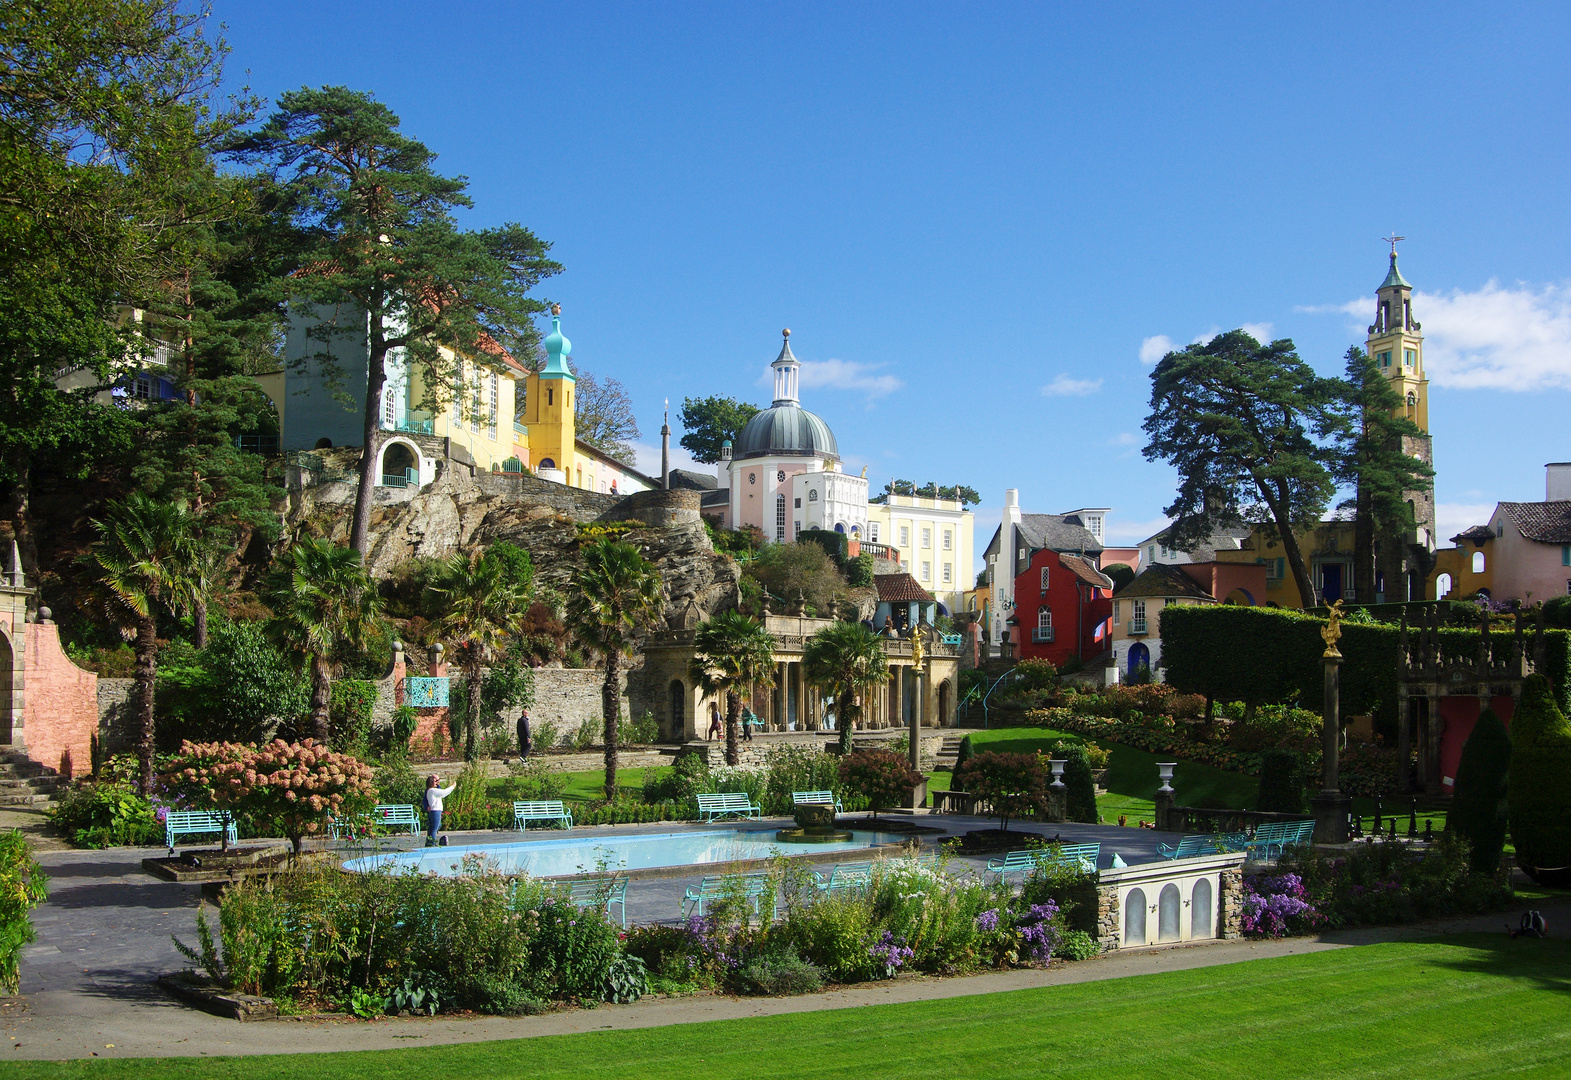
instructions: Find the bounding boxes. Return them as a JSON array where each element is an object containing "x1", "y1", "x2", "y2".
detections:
[
  {"x1": 700, "y1": 489, "x2": 730, "y2": 509},
  {"x1": 1113, "y1": 563, "x2": 1216, "y2": 602},
  {"x1": 1016, "y1": 513, "x2": 1103, "y2": 555},
  {"x1": 1500, "y1": 502, "x2": 1571, "y2": 544},
  {"x1": 874, "y1": 573, "x2": 936, "y2": 603},
  {"x1": 734, "y1": 404, "x2": 839, "y2": 461},
  {"x1": 668, "y1": 469, "x2": 718, "y2": 491},
  {"x1": 1060, "y1": 554, "x2": 1114, "y2": 590}
]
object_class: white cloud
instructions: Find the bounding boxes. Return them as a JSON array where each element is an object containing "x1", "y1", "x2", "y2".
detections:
[
  {"x1": 1041, "y1": 374, "x2": 1103, "y2": 396},
  {"x1": 1240, "y1": 322, "x2": 1275, "y2": 345},
  {"x1": 631, "y1": 440, "x2": 705, "y2": 478},
  {"x1": 797, "y1": 358, "x2": 903, "y2": 399},
  {"x1": 1436, "y1": 502, "x2": 1497, "y2": 545},
  {"x1": 1139, "y1": 335, "x2": 1175, "y2": 365},
  {"x1": 1108, "y1": 432, "x2": 1138, "y2": 447},
  {"x1": 1330, "y1": 281, "x2": 1571, "y2": 391}
]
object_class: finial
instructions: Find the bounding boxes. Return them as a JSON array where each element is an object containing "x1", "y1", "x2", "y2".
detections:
[
  {"x1": 551, "y1": 303, "x2": 561, "y2": 316},
  {"x1": 782, "y1": 328, "x2": 791, "y2": 339},
  {"x1": 1383, "y1": 233, "x2": 1405, "y2": 257}
]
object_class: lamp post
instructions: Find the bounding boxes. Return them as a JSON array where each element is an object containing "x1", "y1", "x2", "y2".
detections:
[{"x1": 1310, "y1": 601, "x2": 1352, "y2": 843}]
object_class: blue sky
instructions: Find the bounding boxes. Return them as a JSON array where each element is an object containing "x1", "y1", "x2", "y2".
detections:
[{"x1": 215, "y1": 2, "x2": 1571, "y2": 565}]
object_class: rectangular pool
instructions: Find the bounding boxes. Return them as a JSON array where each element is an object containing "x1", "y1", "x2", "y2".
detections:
[{"x1": 342, "y1": 827, "x2": 909, "y2": 878}]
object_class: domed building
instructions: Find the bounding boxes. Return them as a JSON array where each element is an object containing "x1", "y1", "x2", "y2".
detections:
[{"x1": 716, "y1": 331, "x2": 868, "y2": 542}]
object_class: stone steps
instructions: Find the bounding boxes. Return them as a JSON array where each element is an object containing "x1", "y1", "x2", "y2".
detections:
[{"x1": 0, "y1": 750, "x2": 65, "y2": 805}]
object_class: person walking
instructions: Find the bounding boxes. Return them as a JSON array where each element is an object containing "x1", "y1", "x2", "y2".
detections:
[
  {"x1": 706, "y1": 701, "x2": 722, "y2": 741},
  {"x1": 517, "y1": 707, "x2": 533, "y2": 760},
  {"x1": 425, "y1": 774, "x2": 455, "y2": 847}
]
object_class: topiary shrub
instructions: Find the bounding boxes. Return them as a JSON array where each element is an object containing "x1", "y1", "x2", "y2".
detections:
[
  {"x1": 1256, "y1": 748, "x2": 1308, "y2": 814},
  {"x1": 1061, "y1": 745, "x2": 1098, "y2": 823},
  {"x1": 1450, "y1": 705, "x2": 1512, "y2": 875},
  {"x1": 1508, "y1": 674, "x2": 1571, "y2": 886}
]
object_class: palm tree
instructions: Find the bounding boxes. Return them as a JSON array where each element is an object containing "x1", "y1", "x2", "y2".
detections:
[
  {"x1": 264, "y1": 537, "x2": 381, "y2": 746},
  {"x1": 804, "y1": 620, "x2": 890, "y2": 755},
  {"x1": 567, "y1": 539, "x2": 664, "y2": 799},
  {"x1": 182, "y1": 541, "x2": 231, "y2": 650},
  {"x1": 430, "y1": 550, "x2": 532, "y2": 762},
  {"x1": 691, "y1": 610, "x2": 777, "y2": 766},
  {"x1": 90, "y1": 494, "x2": 197, "y2": 794}
]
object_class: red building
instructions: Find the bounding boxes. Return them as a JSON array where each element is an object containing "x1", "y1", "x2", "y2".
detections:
[{"x1": 1009, "y1": 548, "x2": 1114, "y2": 666}]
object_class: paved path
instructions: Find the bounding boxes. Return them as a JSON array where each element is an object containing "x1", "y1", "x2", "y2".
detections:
[{"x1": 9, "y1": 817, "x2": 1547, "y2": 1062}]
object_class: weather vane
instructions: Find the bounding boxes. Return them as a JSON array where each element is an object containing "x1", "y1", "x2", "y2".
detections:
[{"x1": 1383, "y1": 234, "x2": 1405, "y2": 256}]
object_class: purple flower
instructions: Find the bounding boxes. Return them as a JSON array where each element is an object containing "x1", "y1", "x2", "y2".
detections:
[
  {"x1": 975, "y1": 909, "x2": 1000, "y2": 933},
  {"x1": 868, "y1": 930, "x2": 914, "y2": 976},
  {"x1": 1241, "y1": 873, "x2": 1317, "y2": 938}
]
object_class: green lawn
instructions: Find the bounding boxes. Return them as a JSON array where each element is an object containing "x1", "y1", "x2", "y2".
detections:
[
  {"x1": 933, "y1": 727, "x2": 1451, "y2": 832},
  {"x1": 13, "y1": 936, "x2": 1571, "y2": 1078},
  {"x1": 488, "y1": 767, "x2": 674, "y2": 805}
]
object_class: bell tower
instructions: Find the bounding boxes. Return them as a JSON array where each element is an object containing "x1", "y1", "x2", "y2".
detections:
[
  {"x1": 523, "y1": 304, "x2": 576, "y2": 484},
  {"x1": 1365, "y1": 239, "x2": 1436, "y2": 600}
]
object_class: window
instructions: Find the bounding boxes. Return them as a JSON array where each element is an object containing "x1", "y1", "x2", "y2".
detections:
[
  {"x1": 1264, "y1": 558, "x2": 1279, "y2": 580},
  {"x1": 1089, "y1": 516, "x2": 1103, "y2": 539},
  {"x1": 921, "y1": 561, "x2": 931, "y2": 581},
  {"x1": 1407, "y1": 391, "x2": 1416, "y2": 407},
  {"x1": 1472, "y1": 551, "x2": 1486, "y2": 574},
  {"x1": 1379, "y1": 350, "x2": 1392, "y2": 368},
  {"x1": 1498, "y1": 520, "x2": 1505, "y2": 538},
  {"x1": 921, "y1": 528, "x2": 931, "y2": 549},
  {"x1": 794, "y1": 520, "x2": 802, "y2": 539},
  {"x1": 1113, "y1": 601, "x2": 1120, "y2": 624},
  {"x1": 1040, "y1": 567, "x2": 1050, "y2": 593},
  {"x1": 1404, "y1": 348, "x2": 1417, "y2": 367},
  {"x1": 453, "y1": 369, "x2": 464, "y2": 424},
  {"x1": 1435, "y1": 573, "x2": 1451, "y2": 599},
  {"x1": 1148, "y1": 545, "x2": 1156, "y2": 563},
  {"x1": 546, "y1": 387, "x2": 554, "y2": 407},
  {"x1": 900, "y1": 526, "x2": 910, "y2": 547},
  {"x1": 487, "y1": 372, "x2": 498, "y2": 439},
  {"x1": 943, "y1": 563, "x2": 952, "y2": 583},
  {"x1": 1132, "y1": 599, "x2": 1147, "y2": 632},
  {"x1": 1563, "y1": 544, "x2": 1570, "y2": 567},
  {"x1": 869, "y1": 523, "x2": 879, "y2": 542},
  {"x1": 794, "y1": 497, "x2": 801, "y2": 508},
  {"x1": 777, "y1": 470, "x2": 785, "y2": 482},
  {"x1": 776, "y1": 494, "x2": 786, "y2": 541},
  {"x1": 382, "y1": 384, "x2": 397, "y2": 429},
  {"x1": 1037, "y1": 608, "x2": 1052, "y2": 630},
  {"x1": 943, "y1": 530, "x2": 952, "y2": 550}
]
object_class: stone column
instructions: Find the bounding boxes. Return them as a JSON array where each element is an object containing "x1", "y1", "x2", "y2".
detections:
[
  {"x1": 893, "y1": 666, "x2": 905, "y2": 733},
  {"x1": 1396, "y1": 689, "x2": 1413, "y2": 795},
  {"x1": 776, "y1": 662, "x2": 787, "y2": 731},
  {"x1": 908, "y1": 667, "x2": 922, "y2": 772},
  {"x1": 794, "y1": 662, "x2": 805, "y2": 731}
]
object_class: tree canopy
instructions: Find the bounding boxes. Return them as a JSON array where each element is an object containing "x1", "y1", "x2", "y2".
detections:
[
  {"x1": 572, "y1": 368, "x2": 641, "y2": 465},
  {"x1": 875, "y1": 481, "x2": 981, "y2": 506},
  {"x1": 680, "y1": 396, "x2": 759, "y2": 463},
  {"x1": 1143, "y1": 330, "x2": 1345, "y2": 607}
]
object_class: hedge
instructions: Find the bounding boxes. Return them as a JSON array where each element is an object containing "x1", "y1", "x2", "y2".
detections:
[
  {"x1": 1160, "y1": 605, "x2": 1571, "y2": 725},
  {"x1": 1450, "y1": 706, "x2": 1511, "y2": 875},
  {"x1": 798, "y1": 528, "x2": 849, "y2": 566},
  {"x1": 1506, "y1": 675, "x2": 1571, "y2": 885}
]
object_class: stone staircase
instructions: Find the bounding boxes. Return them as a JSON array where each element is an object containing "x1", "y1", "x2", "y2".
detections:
[
  {"x1": 0, "y1": 751, "x2": 62, "y2": 806},
  {"x1": 931, "y1": 731, "x2": 971, "y2": 771}
]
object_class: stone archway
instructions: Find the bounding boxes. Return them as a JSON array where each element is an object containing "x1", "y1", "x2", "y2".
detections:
[
  {"x1": 937, "y1": 679, "x2": 952, "y2": 727},
  {"x1": 0, "y1": 628, "x2": 13, "y2": 745},
  {"x1": 379, "y1": 439, "x2": 420, "y2": 488}
]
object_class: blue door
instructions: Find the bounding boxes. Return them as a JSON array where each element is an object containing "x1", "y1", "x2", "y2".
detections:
[
  {"x1": 1128, "y1": 642, "x2": 1150, "y2": 677},
  {"x1": 1321, "y1": 564, "x2": 1343, "y2": 602}
]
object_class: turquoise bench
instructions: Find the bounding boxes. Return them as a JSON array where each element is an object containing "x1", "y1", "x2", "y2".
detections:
[
  {"x1": 987, "y1": 843, "x2": 1100, "y2": 881},
  {"x1": 681, "y1": 872, "x2": 773, "y2": 918},
  {"x1": 792, "y1": 790, "x2": 844, "y2": 814},
  {"x1": 165, "y1": 810, "x2": 236, "y2": 853},
  {"x1": 513, "y1": 800, "x2": 573, "y2": 831},
  {"x1": 563, "y1": 875, "x2": 629, "y2": 928},
  {"x1": 332, "y1": 803, "x2": 420, "y2": 839},
  {"x1": 1159, "y1": 833, "x2": 1247, "y2": 859},
  {"x1": 696, "y1": 792, "x2": 761, "y2": 822},
  {"x1": 816, "y1": 861, "x2": 873, "y2": 892},
  {"x1": 1247, "y1": 820, "x2": 1316, "y2": 860},
  {"x1": 743, "y1": 710, "x2": 765, "y2": 732}
]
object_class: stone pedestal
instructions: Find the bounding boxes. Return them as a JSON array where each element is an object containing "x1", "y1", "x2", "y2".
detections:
[
  {"x1": 1311, "y1": 792, "x2": 1352, "y2": 844},
  {"x1": 902, "y1": 779, "x2": 928, "y2": 810},
  {"x1": 1153, "y1": 790, "x2": 1175, "y2": 830}
]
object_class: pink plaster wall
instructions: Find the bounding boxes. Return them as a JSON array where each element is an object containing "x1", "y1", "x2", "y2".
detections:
[
  {"x1": 1486, "y1": 517, "x2": 1570, "y2": 603},
  {"x1": 22, "y1": 622, "x2": 97, "y2": 778},
  {"x1": 1436, "y1": 695, "x2": 1516, "y2": 793}
]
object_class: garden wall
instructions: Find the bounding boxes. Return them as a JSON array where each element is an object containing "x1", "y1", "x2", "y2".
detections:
[
  {"x1": 1093, "y1": 852, "x2": 1245, "y2": 951},
  {"x1": 1161, "y1": 605, "x2": 1571, "y2": 724},
  {"x1": 97, "y1": 677, "x2": 136, "y2": 756},
  {"x1": 19, "y1": 621, "x2": 97, "y2": 778}
]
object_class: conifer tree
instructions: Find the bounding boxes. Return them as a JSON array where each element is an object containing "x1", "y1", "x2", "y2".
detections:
[{"x1": 1450, "y1": 705, "x2": 1511, "y2": 875}]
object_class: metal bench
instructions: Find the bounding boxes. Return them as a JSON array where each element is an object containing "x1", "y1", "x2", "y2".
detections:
[
  {"x1": 680, "y1": 872, "x2": 774, "y2": 918},
  {"x1": 816, "y1": 860, "x2": 873, "y2": 892},
  {"x1": 513, "y1": 800, "x2": 574, "y2": 831},
  {"x1": 332, "y1": 803, "x2": 421, "y2": 839},
  {"x1": 164, "y1": 810, "x2": 236, "y2": 853},
  {"x1": 696, "y1": 792, "x2": 761, "y2": 822},
  {"x1": 1159, "y1": 833, "x2": 1248, "y2": 859},
  {"x1": 742, "y1": 709, "x2": 765, "y2": 732},
  {"x1": 563, "y1": 874, "x2": 630, "y2": 928},
  {"x1": 986, "y1": 843, "x2": 1100, "y2": 881},
  {"x1": 792, "y1": 790, "x2": 844, "y2": 814},
  {"x1": 1247, "y1": 820, "x2": 1316, "y2": 860}
]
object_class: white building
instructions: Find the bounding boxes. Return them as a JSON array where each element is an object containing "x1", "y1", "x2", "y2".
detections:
[{"x1": 865, "y1": 494, "x2": 975, "y2": 614}]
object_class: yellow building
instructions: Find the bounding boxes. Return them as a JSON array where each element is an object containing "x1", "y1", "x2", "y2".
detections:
[
  {"x1": 865, "y1": 493, "x2": 975, "y2": 615},
  {"x1": 1212, "y1": 521, "x2": 1359, "y2": 608}
]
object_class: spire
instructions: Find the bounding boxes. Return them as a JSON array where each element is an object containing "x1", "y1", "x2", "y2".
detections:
[
  {"x1": 661, "y1": 398, "x2": 670, "y2": 491},
  {"x1": 770, "y1": 328, "x2": 799, "y2": 406},
  {"x1": 540, "y1": 303, "x2": 575, "y2": 380},
  {"x1": 1380, "y1": 252, "x2": 1411, "y2": 291}
]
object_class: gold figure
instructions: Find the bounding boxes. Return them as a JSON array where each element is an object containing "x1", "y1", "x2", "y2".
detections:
[
  {"x1": 1321, "y1": 599, "x2": 1345, "y2": 658},
  {"x1": 910, "y1": 621, "x2": 926, "y2": 669}
]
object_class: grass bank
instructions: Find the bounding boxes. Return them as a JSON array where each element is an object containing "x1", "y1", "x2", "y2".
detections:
[{"x1": 11, "y1": 936, "x2": 1570, "y2": 1078}]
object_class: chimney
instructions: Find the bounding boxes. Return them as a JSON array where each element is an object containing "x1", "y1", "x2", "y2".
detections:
[{"x1": 1548, "y1": 463, "x2": 1571, "y2": 502}]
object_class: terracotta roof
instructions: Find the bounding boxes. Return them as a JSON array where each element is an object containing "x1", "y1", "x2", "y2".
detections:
[
  {"x1": 1499, "y1": 502, "x2": 1571, "y2": 544},
  {"x1": 1451, "y1": 524, "x2": 1494, "y2": 545},
  {"x1": 1060, "y1": 554, "x2": 1114, "y2": 590},
  {"x1": 1113, "y1": 563, "x2": 1216, "y2": 602},
  {"x1": 874, "y1": 573, "x2": 936, "y2": 603}
]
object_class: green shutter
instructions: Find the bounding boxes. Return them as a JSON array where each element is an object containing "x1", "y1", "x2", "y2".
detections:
[
  {"x1": 1563, "y1": 545, "x2": 1569, "y2": 567},
  {"x1": 1277, "y1": 557, "x2": 1285, "y2": 580}
]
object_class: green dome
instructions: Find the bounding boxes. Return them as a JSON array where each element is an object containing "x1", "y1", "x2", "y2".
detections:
[{"x1": 734, "y1": 405, "x2": 839, "y2": 461}]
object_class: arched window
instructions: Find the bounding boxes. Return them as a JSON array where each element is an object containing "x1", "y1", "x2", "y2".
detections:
[
  {"x1": 538, "y1": 457, "x2": 555, "y2": 470},
  {"x1": 1124, "y1": 887, "x2": 1147, "y2": 946},
  {"x1": 1472, "y1": 551, "x2": 1486, "y2": 574},
  {"x1": 1436, "y1": 572, "x2": 1453, "y2": 599},
  {"x1": 1192, "y1": 879, "x2": 1213, "y2": 938}
]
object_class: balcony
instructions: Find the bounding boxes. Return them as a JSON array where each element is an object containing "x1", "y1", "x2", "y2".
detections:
[
  {"x1": 396, "y1": 412, "x2": 434, "y2": 435},
  {"x1": 1031, "y1": 627, "x2": 1055, "y2": 644},
  {"x1": 1129, "y1": 620, "x2": 1148, "y2": 635}
]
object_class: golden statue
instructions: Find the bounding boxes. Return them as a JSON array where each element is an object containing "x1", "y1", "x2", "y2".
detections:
[
  {"x1": 1321, "y1": 598, "x2": 1345, "y2": 658},
  {"x1": 910, "y1": 620, "x2": 926, "y2": 669}
]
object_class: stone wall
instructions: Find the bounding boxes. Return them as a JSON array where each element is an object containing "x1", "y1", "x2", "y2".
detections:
[
  {"x1": 531, "y1": 668, "x2": 632, "y2": 745},
  {"x1": 97, "y1": 678, "x2": 136, "y2": 756},
  {"x1": 20, "y1": 622, "x2": 97, "y2": 778},
  {"x1": 1218, "y1": 865, "x2": 1245, "y2": 939},
  {"x1": 676, "y1": 731, "x2": 944, "y2": 769}
]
